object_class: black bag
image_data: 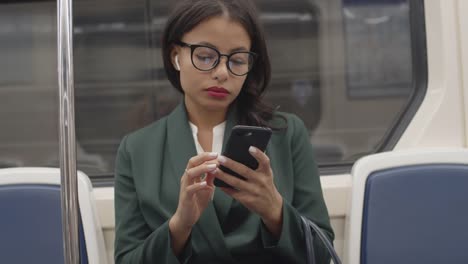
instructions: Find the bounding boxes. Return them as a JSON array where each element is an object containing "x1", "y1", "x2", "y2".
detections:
[{"x1": 300, "y1": 216, "x2": 342, "y2": 264}]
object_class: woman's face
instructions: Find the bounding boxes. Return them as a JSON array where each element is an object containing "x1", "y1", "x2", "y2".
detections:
[{"x1": 172, "y1": 15, "x2": 251, "y2": 113}]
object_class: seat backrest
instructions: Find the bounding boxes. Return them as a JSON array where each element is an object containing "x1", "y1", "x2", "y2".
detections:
[
  {"x1": 0, "y1": 167, "x2": 107, "y2": 264},
  {"x1": 344, "y1": 149, "x2": 468, "y2": 264},
  {"x1": 0, "y1": 183, "x2": 88, "y2": 263}
]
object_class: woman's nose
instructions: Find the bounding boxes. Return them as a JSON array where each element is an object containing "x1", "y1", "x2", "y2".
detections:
[{"x1": 211, "y1": 57, "x2": 229, "y2": 81}]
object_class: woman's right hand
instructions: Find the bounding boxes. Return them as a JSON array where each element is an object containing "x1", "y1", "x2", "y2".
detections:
[{"x1": 169, "y1": 152, "x2": 218, "y2": 253}]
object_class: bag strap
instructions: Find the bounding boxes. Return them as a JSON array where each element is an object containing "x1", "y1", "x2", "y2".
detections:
[
  {"x1": 301, "y1": 215, "x2": 316, "y2": 263},
  {"x1": 300, "y1": 216, "x2": 342, "y2": 264}
]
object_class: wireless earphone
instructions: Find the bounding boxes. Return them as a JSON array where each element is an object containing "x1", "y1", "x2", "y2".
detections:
[{"x1": 175, "y1": 55, "x2": 180, "y2": 71}]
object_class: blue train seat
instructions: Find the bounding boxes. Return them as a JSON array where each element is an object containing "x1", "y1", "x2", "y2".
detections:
[
  {"x1": 0, "y1": 168, "x2": 108, "y2": 264},
  {"x1": 344, "y1": 149, "x2": 468, "y2": 264}
]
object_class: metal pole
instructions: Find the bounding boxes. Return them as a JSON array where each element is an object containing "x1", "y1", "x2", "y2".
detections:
[{"x1": 57, "y1": 0, "x2": 79, "y2": 262}]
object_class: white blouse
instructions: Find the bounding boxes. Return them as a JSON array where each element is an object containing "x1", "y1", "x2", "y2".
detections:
[
  {"x1": 188, "y1": 121, "x2": 226, "y2": 155},
  {"x1": 188, "y1": 121, "x2": 226, "y2": 196}
]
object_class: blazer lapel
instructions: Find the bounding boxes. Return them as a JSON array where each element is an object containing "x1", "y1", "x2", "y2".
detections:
[
  {"x1": 213, "y1": 106, "x2": 236, "y2": 225},
  {"x1": 166, "y1": 102, "x2": 235, "y2": 262},
  {"x1": 166, "y1": 103, "x2": 197, "y2": 182}
]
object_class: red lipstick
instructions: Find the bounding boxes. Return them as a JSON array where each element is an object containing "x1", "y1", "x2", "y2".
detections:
[{"x1": 206, "y1": 86, "x2": 229, "y2": 99}]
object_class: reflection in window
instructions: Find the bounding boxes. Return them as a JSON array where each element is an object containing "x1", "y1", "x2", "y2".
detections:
[{"x1": 343, "y1": 0, "x2": 412, "y2": 98}]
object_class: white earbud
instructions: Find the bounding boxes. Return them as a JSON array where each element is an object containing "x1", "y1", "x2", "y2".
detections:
[{"x1": 175, "y1": 55, "x2": 180, "y2": 71}]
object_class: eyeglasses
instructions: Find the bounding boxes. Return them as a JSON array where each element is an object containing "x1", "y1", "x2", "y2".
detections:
[{"x1": 176, "y1": 41, "x2": 257, "y2": 76}]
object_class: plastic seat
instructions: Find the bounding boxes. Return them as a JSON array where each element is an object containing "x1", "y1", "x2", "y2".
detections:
[
  {"x1": 344, "y1": 149, "x2": 468, "y2": 264},
  {"x1": 0, "y1": 167, "x2": 108, "y2": 264}
]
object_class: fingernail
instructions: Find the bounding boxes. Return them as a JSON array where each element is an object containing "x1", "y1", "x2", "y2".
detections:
[
  {"x1": 218, "y1": 155, "x2": 227, "y2": 164},
  {"x1": 249, "y1": 146, "x2": 257, "y2": 153},
  {"x1": 200, "y1": 181, "x2": 207, "y2": 186},
  {"x1": 208, "y1": 152, "x2": 218, "y2": 158},
  {"x1": 207, "y1": 164, "x2": 217, "y2": 170}
]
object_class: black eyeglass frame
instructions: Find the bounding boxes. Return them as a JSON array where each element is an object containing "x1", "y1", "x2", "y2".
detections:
[{"x1": 176, "y1": 41, "x2": 258, "y2": 76}]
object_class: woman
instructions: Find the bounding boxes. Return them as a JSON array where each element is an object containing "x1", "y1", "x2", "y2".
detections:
[{"x1": 114, "y1": 0, "x2": 334, "y2": 263}]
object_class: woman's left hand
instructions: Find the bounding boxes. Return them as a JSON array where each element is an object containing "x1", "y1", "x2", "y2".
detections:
[{"x1": 213, "y1": 146, "x2": 283, "y2": 237}]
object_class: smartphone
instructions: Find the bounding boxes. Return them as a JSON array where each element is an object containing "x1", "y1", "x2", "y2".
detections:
[{"x1": 214, "y1": 125, "x2": 272, "y2": 188}]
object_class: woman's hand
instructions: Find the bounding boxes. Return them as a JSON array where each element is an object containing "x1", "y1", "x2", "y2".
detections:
[
  {"x1": 169, "y1": 152, "x2": 218, "y2": 255},
  {"x1": 213, "y1": 147, "x2": 284, "y2": 238}
]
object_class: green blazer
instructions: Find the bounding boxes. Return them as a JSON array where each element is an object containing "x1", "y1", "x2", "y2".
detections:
[{"x1": 114, "y1": 103, "x2": 334, "y2": 264}]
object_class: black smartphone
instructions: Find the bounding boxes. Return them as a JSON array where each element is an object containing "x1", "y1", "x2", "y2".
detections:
[{"x1": 214, "y1": 125, "x2": 272, "y2": 188}]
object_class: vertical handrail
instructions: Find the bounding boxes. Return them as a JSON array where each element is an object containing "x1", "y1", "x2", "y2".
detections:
[{"x1": 57, "y1": 0, "x2": 80, "y2": 262}]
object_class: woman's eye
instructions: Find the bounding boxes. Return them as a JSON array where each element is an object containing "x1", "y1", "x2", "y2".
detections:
[
  {"x1": 230, "y1": 54, "x2": 250, "y2": 66},
  {"x1": 231, "y1": 59, "x2": 247, "y2": 65},
  {"x1": 196, "y1": 55, "x2": 215, "y2": 63},
  {"x1": 230, "y1": 58, "x2": 248, "y2": 66}
]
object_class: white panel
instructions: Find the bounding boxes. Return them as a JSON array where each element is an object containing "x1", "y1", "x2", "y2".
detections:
[
  {"x1": 93, "y1": 187, "x2": 114, "y2": 228},
  {"x1": 395, "y1": 0, "x2": 465, "y2": 149},
  {"x1": 103, "y1": 230, "x2": 115, "y2": 264},
  {"x1": 321, "y1": 174, "x2": 351, "y2": 218},
  {"x1": 321, "y1": 174, "x2": 351, "y2": 259},
  {"x1": 330, "y1": 218, "x2": 346, "y2": 259},
  {"x1": 458, "y1": 0, "x2": 468, "y2": 146}
]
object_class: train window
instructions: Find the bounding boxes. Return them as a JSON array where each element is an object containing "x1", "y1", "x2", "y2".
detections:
[
  {"x1": 0, "y1": 0, "x2": 426, "y2": 180},
  {"x1": 0, "y1": 2, "x2": 59, "y2": 170}
]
